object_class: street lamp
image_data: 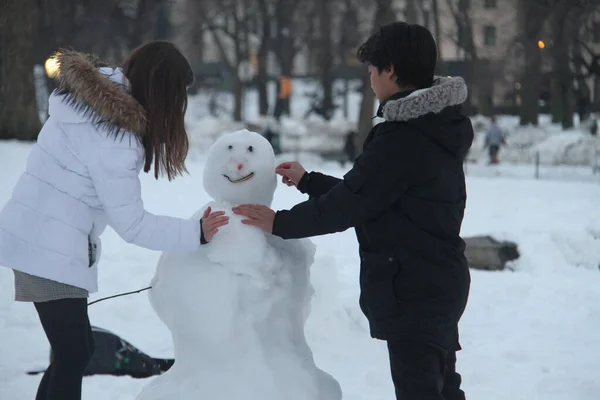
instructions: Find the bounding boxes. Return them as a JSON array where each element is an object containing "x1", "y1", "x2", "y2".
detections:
[{"x1": 537, "y1": 40, "x2": 546, "y2": 49}]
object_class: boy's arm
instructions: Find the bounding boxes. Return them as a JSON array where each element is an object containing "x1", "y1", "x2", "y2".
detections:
[
  {"x1": 297, "y1": 172, "x2": 342, "y2": 199},
  {"x1": 272, "y1": 126, "x2": 415, "y2": 239}
]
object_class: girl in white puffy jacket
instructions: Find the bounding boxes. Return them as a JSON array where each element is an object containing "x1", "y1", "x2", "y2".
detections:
[{"x1": 0, "y1": 41, "x2": 228, "y2": 400}]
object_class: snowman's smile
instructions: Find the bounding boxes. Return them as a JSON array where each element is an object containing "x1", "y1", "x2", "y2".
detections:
[{"x1": 223, "y1": 172, "x2": 255, "y2": 183}]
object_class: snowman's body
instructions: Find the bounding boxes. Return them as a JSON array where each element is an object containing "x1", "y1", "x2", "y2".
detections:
[{"x1": 136, "y1": 130, "x2": 342, "y2": 400}]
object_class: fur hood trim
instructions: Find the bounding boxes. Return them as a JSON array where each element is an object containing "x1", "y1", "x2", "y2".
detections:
[
  {"x1": 54, "y1": 50, "x2": 147, "y2": 136},
  {"x1": 382, "y1": 76, "x2": 468, "y2": 122}
]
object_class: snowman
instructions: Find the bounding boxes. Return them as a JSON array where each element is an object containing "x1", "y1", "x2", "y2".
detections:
[{"x1": 136, "y1": 129, "x2": 342, "y2": 400}]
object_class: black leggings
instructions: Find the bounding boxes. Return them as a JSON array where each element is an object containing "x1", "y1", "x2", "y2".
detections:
[
  {"x1": 387, "y1": 340, "x2": 466, "y2": 400},
  {"x1": 34, "y1": 298, "x2": 94, "y2": 400}
]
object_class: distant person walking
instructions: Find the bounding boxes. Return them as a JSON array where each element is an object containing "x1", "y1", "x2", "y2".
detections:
[{"x1": 484, "y1": 116, "x2": 506, "y2": 164}]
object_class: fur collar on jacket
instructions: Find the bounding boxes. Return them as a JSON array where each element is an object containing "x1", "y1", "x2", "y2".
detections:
[
  {"x1": 54, "y1": 50, "x2": 147, "y2": 136},
  {"x1": 382, "y1": 76, "x2": 468, "y2": 122}
]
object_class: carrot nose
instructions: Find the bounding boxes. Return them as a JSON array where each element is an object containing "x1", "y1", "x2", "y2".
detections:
[{"x1": 237, "y1": 163, "x2": 244, "y2": 170}]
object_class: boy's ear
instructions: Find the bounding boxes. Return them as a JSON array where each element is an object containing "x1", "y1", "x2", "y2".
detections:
[{"x1": 384, "y1": 65, "x2": 395, "y2": 79}]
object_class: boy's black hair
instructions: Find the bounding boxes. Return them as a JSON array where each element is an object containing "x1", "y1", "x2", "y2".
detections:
[{"x1": 357, "y1": 21, "x2": 437, "y2": 90}]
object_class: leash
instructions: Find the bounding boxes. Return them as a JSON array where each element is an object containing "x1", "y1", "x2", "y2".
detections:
[{"x1": 88, "y1": 286, "x2": 152, "y2": 306}]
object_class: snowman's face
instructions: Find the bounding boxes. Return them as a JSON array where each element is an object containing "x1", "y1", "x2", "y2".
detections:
[{"x1": 203, "y1": 129, "x2": 277, "y2": 206}]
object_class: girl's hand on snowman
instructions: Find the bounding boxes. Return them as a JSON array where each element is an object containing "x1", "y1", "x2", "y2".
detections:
[
  {"x1": 201, "y1": 207, "x2": 229, "y2": 242},
  {"x1": 232, "y1": 204, "x2": 275, "y2": 233}
]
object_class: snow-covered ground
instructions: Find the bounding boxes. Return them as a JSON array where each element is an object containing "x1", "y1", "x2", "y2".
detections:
[{"x1": 1, "y1": 140, "x2": 600, "y2": 399}]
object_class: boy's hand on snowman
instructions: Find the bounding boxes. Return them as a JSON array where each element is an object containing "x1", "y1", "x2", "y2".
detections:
[
  {"x1": 232, "y1": 204, "x2": 275, "y2": 233},
  {"x1": 201, "y1": 207, "x2": 229, "y2": 242},
  {"x1": 276, "y1": 161, "x2": 306, "y2": 187}
]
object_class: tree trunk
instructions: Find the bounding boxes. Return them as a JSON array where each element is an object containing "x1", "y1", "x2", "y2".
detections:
[
  {"x1": 0, "y1": 0, "x2": 42, "y2": 140},
  {"x1": 256, "y1": 0, "x2": 271, "y2": 116},
  {"x1": 432, "y1": 0, "x2": 442, "y2": 63},
  {"x1": 154, "y1": 0, "x2": 171, "y2": 40},
  {"x1": 549, "y1": 74, "x2": 562, "y2": 124},
  {"x1": 518, "y1": 0, "x2": 548, "y2": 126},
  {"x1": 319, "y1": 0, "x2": 334, "y2": 120},
  {"x1": 549, "y1": 6, "x2": 576, "y2": 129},
  {"x1": 404, "y1": 0, "x2": 418, "y2": 24},
  {"x1": 273, "y1": 0, "x2": 297, "y2": 118},
  {"x1": 229, "y1": 0, "x2": 246, "y2": 122},
  {"x1": 355, "y1": 0, "x2": 395, "y2": 154},
  {"x1": 232, "y1": 75, "x2": 243, "y2": 121},
  {"x1": 594, "y1": 76, "x2": 600, "y2": 108},
  {"x1": 550, "y1": 7, "x2": 566, "y2": 124},
  {"x1": 519, "y1": 43, "x2": 542, "y2": 126},
  {"x1": 257, "y1": 55, "x2": 270, "y2": 116},
  {"x1": 129, "y1": 0, "x2": 160, "y2": 50},
  {"x1": 572, "y1": 40, "x2": 590, "y2": 121}
]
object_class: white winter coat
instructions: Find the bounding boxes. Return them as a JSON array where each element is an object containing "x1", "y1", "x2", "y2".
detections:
[{"x1": 0, "y1": 52, "x2": 201, "y2": 292}]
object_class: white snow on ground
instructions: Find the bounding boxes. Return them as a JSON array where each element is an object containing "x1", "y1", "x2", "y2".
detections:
[{"x1": 1, "y1": 139, "x2": 600, "y2": 400}]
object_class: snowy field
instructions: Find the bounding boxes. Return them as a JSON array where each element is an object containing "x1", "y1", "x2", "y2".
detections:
[{"x1": 1, "y1": 139, "x2": 600, "y2": 400}]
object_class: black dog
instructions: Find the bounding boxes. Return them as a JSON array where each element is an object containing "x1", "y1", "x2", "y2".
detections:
[{"x1": 28, "y1": 326, "x2": 174, "y2": 379}]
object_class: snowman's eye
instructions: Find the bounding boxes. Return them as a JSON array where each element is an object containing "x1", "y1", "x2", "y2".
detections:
[
  {"x1": 248, "y1": 146, "x2": 253, "y2": 152},
  {"x1": 228, "y1": 145, "x2": 233, "y2": 150}
]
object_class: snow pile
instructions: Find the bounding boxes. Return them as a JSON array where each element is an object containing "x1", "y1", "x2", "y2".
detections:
[
  {"x1": 469, "y1": 116, "x2": 600, "y2": 166},
  {"x1": 137, "y1": 130, "x2": 341, "y2": 400},
  {"x1": 530, "y1": 132, "x2": 596, "y2": 165}
]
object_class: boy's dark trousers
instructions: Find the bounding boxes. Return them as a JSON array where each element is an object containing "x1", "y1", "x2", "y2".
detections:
[
  {"x1": 34, "y1": 298, "x2": 95, "y2": 400},
  {"x1": 387, "y1": 340, "x2": 466, "y2": 400}
]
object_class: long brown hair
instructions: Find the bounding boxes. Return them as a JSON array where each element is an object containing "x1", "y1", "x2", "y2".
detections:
[{"x1": 122, "y1": 41, "x2": 194, "y2": 180}]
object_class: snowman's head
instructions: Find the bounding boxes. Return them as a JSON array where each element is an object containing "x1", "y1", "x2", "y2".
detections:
[{"x1": 203, "y1": 129, "x2": 277, "y2": 206}]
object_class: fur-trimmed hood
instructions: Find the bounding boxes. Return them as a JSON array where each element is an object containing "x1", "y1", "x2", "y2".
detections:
[
  {"x1": 375, "y1": 76, "x2": 473, "y2": 159},
  {"x1": 49, "y1": 50, "x2": 147, "y2": 136},
  {"x1": 381, "y1": 76, "x2": 468, "y2": 122}
]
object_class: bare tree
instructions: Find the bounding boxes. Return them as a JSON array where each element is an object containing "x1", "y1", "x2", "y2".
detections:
[
  {"x1": 515, "y1": 0, "x2": 600, "y2": 128},
  {"x1": 442, "y1": 0, "x2": 494, "y2": 115},
  {"x1": 547, "y1": 1, "x2": 600, "y2": 129},
  {"x1": 443, "y1": 0, "x2": 477, "y2": 60},
  {"x1": 0, "y1": 0, "x2": 42, "y2": 140},
  {"x1": 255, "y1": 0, "x2": 272, "y2": 116},
  {"x1": 189, "y1": 0, "x2": 257, "y2": 121},
  {"x1": 572, "y1": 39, "x2": 600, "y2": 114}
]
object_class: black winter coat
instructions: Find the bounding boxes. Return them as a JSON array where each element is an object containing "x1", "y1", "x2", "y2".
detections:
[{"x1": 272, "y1": 77, "x2": 474, "y2": 350}]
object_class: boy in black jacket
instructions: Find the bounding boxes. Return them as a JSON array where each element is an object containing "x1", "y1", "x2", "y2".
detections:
[{"x1": 233, "y1": 21, "x2": 474, "y2": 400}]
